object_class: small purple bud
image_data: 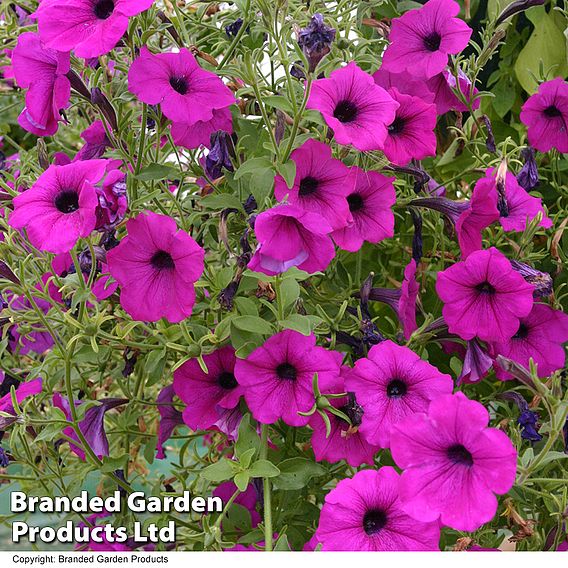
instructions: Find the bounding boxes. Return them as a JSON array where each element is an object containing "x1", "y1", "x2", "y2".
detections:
[
  {"x1": 0, "y1": 446, "x2": 9, "y2": 468},
  {"x1": 219, "y1": 280, "x2": 239, "y2": 311},
  {"x1": 343, "y1": 393, "x2": 364, "y2": 427},
  {"x1": 225, "y1": 18, "x2": 245, "y2": 38},
  {"x1": 482, "y1": 115, "x2": 496, "y2": 153},
  {"x1": 517, "y1": 147, "x2": 539, "y2": 191},
  {"x1": 243, "y1": 194, "x2": 257, "y2": 214},
  {"x1": 290, "y1": 61, "x2": 306, "y2": 80},
  {"x1": 510, "y1": 260, "x2": 553, "y2": 298},
  {"x1": 205, "y1": 131, "x2": 234, "y2": 180},
  {"x1": 500, "y1": 391, "x2": 542, "y2": 443},
  {"x1": 122, "y1": 348, "x2": 137, "y2": 377},
  {"x1": 411, "y1": 209, "x2": 423, "y2": 263},
  {"x1": 297, "y1": 13, "x2": 336, "y2": 72},
  {"x1": 496, "y1": 0, "x2": 545, "y2": 25},
  {"x1": 410, "y1": 197, "x2": 469, "y2": 225}
]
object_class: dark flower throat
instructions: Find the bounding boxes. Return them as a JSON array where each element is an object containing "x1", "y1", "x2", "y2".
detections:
[
  {"x1": 94, "y1": 0, "x2": 115, "y2": 20},
  {"x1": 347, "y1": 193, "x2": 364, "y2": 212},
  {"x1": 276, "y1": 362, "x2": 297, "y2": 380},
  {"x1": 333, "y1": 99, "x2": 358, "y2": 123},
  {"x1": 475, "y1": 281, "x2": 496, "y2": 295},
  {"x1": 447, "y1": 444, "x2": 474, "y2": 466},
  {"x1": 544, "y1": 105, "x2": 562, "y2": 118},
  {"x1": 218, "y1": 371, "x2": 238, "y2": 390},
  {"x1": 169, "y1": 76, "x2": 189, "y2": 95},
  {"x1": 299, "y1": 176, "x2": 319, "y2": 196},
  {"x1": 386, "y1": 378, "x2": 407, "y2": 398},
  {"x1": 423, "y1": 32, "x2": 441, "y2": 52},
  {"x1": 55, "y1": 191, "x2": 80, "y2": 214},
  {"x1": 363, "y1": 509, "x2": 387, "y2": 535},
  {"x1": 151, "y1": 250, "x2": 175, "y2": 271}
]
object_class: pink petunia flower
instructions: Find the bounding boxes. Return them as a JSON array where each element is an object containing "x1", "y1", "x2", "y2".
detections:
[
  {"x1": 234, "y1": 330, "x2": 342, "y2": 426},
  {"x1": 366, "y1": 260, "x2": 419, "y2": 339},
  {"x1": 309, "y1": 372, "x2": 381, "y2": 467},
  {"x1": 489, "y1": 303, "x2": 568, "y2": 381},
  {"x1": 382, "y1": 88, "x2": 437, "y2": 165},
  {"x1": 9, "y1": 160, "x2": 108, "y2": 253},
  {"x1": 306, "y1": 62, "x2": 399, "y2": 151},
  {"x1": 273, "y1": 138, "x2": 352, "y2": 230},
  {"x1": 173, "y1": 346, "x2": 243, "y2": 431},
  {"x1": 128, "y1": 47, "x2": 235, "y2": 126},
  {"x1": 36, "y1": 0, "x2": 155, "y2": 58},
  {"x1": 381, "y1": 0, "x2": 472, "y2": 79},
  {"x1": 74, "y1": 120, "x2": 111, "y2": 161},
  {"x1": 11, "y1": 32, "x2": 70, "y2": 137},
  {"x1": 0, "y1": 377, "x2": 42, "y2": 416},
  {"x1": 391, "y1": 392, "x2": 517, "y2": 532},
  {"x1": 315, "y1": 468, "x2": 441, "y2": 550},
  {"x1": 436, "y1": 247, "x2": 534, "y2": 343},
  {"x1": 331, "y1": 166, "x2": 395, "y2": 252},
  {"x1": 373, "y1": 68, "x2": 436, "y2": 105},
  {"x1": 426, "y1": 67, "x2": 480, "y2": 114},
  {"x1": 94, "y1": 169, "x2": 127, "y2": 230},
  {"x1": 248, "y1": 205, "x2": 335, "y2": 276},
  {"x1": 171, "y1": 106, "x2": 234, "y2": 150},
  {"x1": 345, "y1": 340, "x2": 453, "y2": 448},
  {"x1": 520, "y1": 77, "x2": 568, "y2": 153},
  {"x1": 106, "y1": 211, "x2": 205, "y2": 323}
]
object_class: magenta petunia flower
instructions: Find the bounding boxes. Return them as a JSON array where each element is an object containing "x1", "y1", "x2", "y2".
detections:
[
  {"x1": 436, "y1": 248, "x2": 535, "y2": 343},
  {"x1": 274, "y1": 138, "x2": 352, "y2": 230},
  {"x1": 173, "y1": 346, "x2": 243, "y2": 431},
  {"x1": 520, "y1": 77, "x2": 568, "y2": 153},
  {"x1": 0, "y1": 377, "x2": 42, "y2": 416},
  {"x1": 248, "y1": 205, "x2": 335, "y2": 276},
  {"x1": 373, "y1": 68, "x2": 436, "y2": 105},
  {"x1": 128, "y1": 47, "x2": 235, "y2": 125},
  {"x1": 11, "y1": 32, "x2": 70, "y2": 137},
  {"x1": 366, "y1": 260, "x2": 419, "y2": 339},
  {"x1": 155, "y1": 385, "x2": 184, "y2": 460},
  {"x1": 36, "y1": 0, "x2": 155, "y2": 58},
  {"x1": 382, "y1": 88, "x2": 437, "y2": 165},
  {"x1": 171, "y1": 106, "x2": 234, "y2": 150},
  {"x1": 345, "y1": 340, "x2": 452, "y2": 448},
  {"x1": 315, "y1": 468, "x2": 440, "y2": 551},
  {"x1": 488, "y1": 168, "x2": 552, "y2": 232},
  {"x1": 426, "y1": 67, "x2": 480, "y2": 114},
  {"x1": 74, "y1": 120, "x2": 111, "y2": 161},
  {"x1": 234, "y1": 330, "x2": 342, "y2": 426},
  {"x1": 381, "y1": 0, "x2": 472, "y2": 79},
  {"x1": 331, "y1": 166, "x2": 395, "y2": 252},
  {"x1": 306, "y1": 62, "x2": 399, "y2": 151},
  {"x1": 489, "y1": 303, "x2": 568, "y2": 381},
  {"x1": 106, "y1": 211, "x2": 205, "y2": 323},
  {"x1": 310, "y1": 374, "x2": 381, "y2": 467},
  {"x1": 9, "y1": 160, "x2": 108, "y2": 253},
  {"x1": 391, "y1": 392, "x2": 517, "y2": 532}
]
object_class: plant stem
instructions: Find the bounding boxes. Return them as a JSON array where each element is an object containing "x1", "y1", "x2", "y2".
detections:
[{"x1": 260, "y1": 424, "x2": 273, "y2": 551}]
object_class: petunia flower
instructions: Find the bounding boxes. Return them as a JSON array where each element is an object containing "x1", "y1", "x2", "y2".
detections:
[
  {"x1": 458, "y1": 338, "x2": 493, "y2": 384},
  {"x1": 0, "y1": 377, "x2": 42, "y2": 420},
  {"x1": 233, "y1": 329, "x2": 342, "y2": 426},
  {"x1": 382, "y1": 88, "x2": 437, "y2": 166},
  {"x1": 204, "y1": 131, "x2": 234, "y2": 180},
  {"x1": 106, "y1": 211, "x2": 205, "y2": 323},
  {"x1": 520, "y1": 77, "x2": 568, "y2": 153},
  {"x1": 373, "y1": 67, "x2": 436, "y2": 105},
  {"x1": 95, "y1": 169, "x2": 127, "y2": 230},
  {"x1": 128, "y1": 47, "x2": 235, "y2": 126},
  {"x1": 155, "y1": 385, "x2": 184, "y2": 460},
  {"x1": 173, "y1": 346, "x2": 244, "y2": 431},
  {"x1": 345, "y1": 340, "x2": 453, "y2": 448},
  {"x1": 10, "y1": 160, "x2": 108, "y2": 253},
  {"x1": 391, "y1": 392, "x2": 517, "y2": 532},
  {"x1": 310, "y1": 376, "x2": 381, "y2": 467},
  {"x1": 381, "y1": 0, "x2": 472, "y2": 79},
  {"x1": 11, "y1": 32, "x2": 71, "y2": 137},
  {"x1": 53, "y1": 394, "x2": 128, "y2": 460},
  {"x1": 315, "y1": 468, "x2": 441, "y2": 551},
  {"x1": 516, "y1": 147, "x2": 539, "y2": 191},
  {"x1": 489, "y1": 303, "x2": 568, "y2": 381},
  {"x1": 274, "y1": 138, "x2": 352, "y2": 230},
  {"x1": 36, "y1": 0, "x2": 156, "y2": 58},
  {"x1": 331, "y1": 166, "x2": 395, "y2": 252},
  {"x1": 171, "y1": 106, "x2": 233, "y2": 150},
  {"x1": 364, "y1": 260, "x2": 419, "y2": 339},
  {"x1": 306, "y1": 62, "x2": 399, "y2": 151},
  {"x1": 436, "y1": 247, "x2": 534, "y2": 343},
  {"x1": 426, "y1": 67, "x2": 480, "y2": 114},
  {"x1": 74, "y1": 120, "x2": 111, "y2": 161},
  {"x1": 248, "y1": 205, "x2": 335, "y2": 276}
]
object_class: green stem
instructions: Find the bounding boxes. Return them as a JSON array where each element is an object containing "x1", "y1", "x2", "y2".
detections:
[{"x1": 260, "y1": 424, "x2": 273, "y2": 552}]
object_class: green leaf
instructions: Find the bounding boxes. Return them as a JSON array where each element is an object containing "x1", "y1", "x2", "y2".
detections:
[
  {"x1": 272, "y1": 457, "x2": 326, "y2": 490},
  {"x1": 232, "y1": 315, "x2": 274, "y2": 335},
  {"x1": 235, "y1": 414, "x2": 261, "y2": 460},
  {"x1": 263, "y1": 96, "x2": 293, "y2": 114},
  {"x1": 248, "y1": 459, "x2": 280, "y2": 478},
  {"x1": 276, "y1": 160, "x2": 297, "y2": 189},
  {"x1": 134, "y1": 163, "x2": 178, "y2": 181},
  {"x1": 273, "y1": 534, "x2": 291, "y2": 551},
  {"x1": 514, "y1": 6, "x2": 568, "y2": 94},
  {"x1": 201, "y1": 193, "x2": 244, "y2": 211},
  {"x1": 280, "y1": 314, "x2": 311, "y2": 336},
  {"x1": 279, "y1": 276, "x2": 300, "y2": 309},
  {"x1": 234, "y1": 471, "x2": 251, "y2": 492},
  {"x1": 238, "y1": 447, "x2": 256, "y2": 470},
  {"x1": 100, "y1": 454, "x2": 129, "y2": 473},
  {"x1": 234, "y1": 157, "x2": 273, "y2": 180},
  {"x1": 201, "y1": 459, "x2": 235, "y2": 482}
]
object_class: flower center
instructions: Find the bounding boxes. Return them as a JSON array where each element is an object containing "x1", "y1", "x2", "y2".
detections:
[
  {"x1": 347, "y1": 193, "x2": 364, "y2": 212},
  {"x1": 218, "y1": 371, "x2": 238, "y2": 390},
  {"x1": 333, "y1": 99, "x2": 358, "y2": 123},
  {"x1": 388, "y1": 115, "x2": 405, "y2": 135},
  {"x1": 299, "y1": 176, "x2": 319, "y2": 196},
  {"x1": 169, "y1": 76, "x2": 189, "y2": 95},
  {"x1": 423, "y1": 32, "x2": 441, "y2": 52},
  {"x1": 447, "y1": 444, "x2": 474, "y2": 466},
  {"x1": 93, "y1": 0, "x2": 115, "y2": 20},
  {"x1": 386, "y1": 379, "x2": 407, "y2": 399},
  {"x1": 513, "y1": 323, "x2": 529, "y2": 340},
  {"x1": 544, "y1": 105, "x2": 562, "y2": 118},
  {"x1": 276, "y1": 362, "x2": 297, "y2": 380},
  {"x1": 54, "y1": 191, "x2": 80, "y2": 214},
  {"x1": 363, "y1": 509, "x2": 387, "y2": 536},
  {"x1": 151, "y1": 250, "x2": 175, "y2": 271},
  {"x1": 475, "y1": 281, "x2": 496, "y2": 295}
]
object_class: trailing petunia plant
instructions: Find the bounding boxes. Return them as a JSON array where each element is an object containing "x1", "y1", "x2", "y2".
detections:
[{"x1": 0, "y1": 0, "x2": 567, "y2": 553}]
